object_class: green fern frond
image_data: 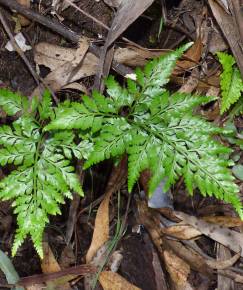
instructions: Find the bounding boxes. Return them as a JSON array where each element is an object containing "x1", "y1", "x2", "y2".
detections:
[
  {"x1": 0, "y1": 89, "x2": 27, "y2": 116},
  {"x1": 84, "y1": 118, "x2": 131, "y2": 168},
  {"x1": 217, "y1": 52, "x2": 243, "y2": 114},
  {"x1": 0, "y1": 92, "x2": 85, "y2": 258},
  {"x1": 45, "y1": 92, "x2": 116, "y2": 132},
  {"x1": 230, "y1": 97, "x2": 243, "y2": 117},
  {"x1": 38, "y1": 90, "x2": 54, "y2": 120},
  {"x1": 46, "y1": 44, "x2": 243, "y2": 219},
  {"x1": 140, "y1": 42, "x2": 193, "y2": 99},
  {"x1": 105, "y1": 76, "x2": 135, "y2": 109}
]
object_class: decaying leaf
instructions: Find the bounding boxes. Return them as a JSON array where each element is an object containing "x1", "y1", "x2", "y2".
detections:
[
  {"x1": 86, "y1": 189, "x2": 112, "y2": 263},
  {"x1": 174, "y1": 38, "x2": 203, "y2": 75},
  {"x1": 41, "y1": 242, "x2": 71, "y2": 290},
  {"x1": 175, "y1": 212, "x2": 243, "y2": 257},
  {"x1": 206, "y1": 251, "x2": 240, "y2": 270},
  {"x1": 105, "y1": 0, "x2": 155, "y2": 47},
  {"x1": 62, "y1": 82, "x2": 89, "y2": 94},
  {"x1": 202, "y1": 216, "x2": 243, "y2": 227},
  {"x1": 33, "y1": 38, "x2": 94, "y2": 95},
  {"x1": 161, "y1": 223, "x2": 201, "y2": 240},
  {"x1": 99, "y1": 271, "x2": 141, "y2": 290},
  {"x1": 114, "y1": 46, "x2": 165, "y2": 67},
  {"x1": 164, "y1": 250, "x2": 193, "y2": 290}
]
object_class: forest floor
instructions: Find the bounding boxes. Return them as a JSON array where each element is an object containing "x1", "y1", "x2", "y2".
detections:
[{"x1": 0, "y1": 0, "x2": 242, "y2": 289}]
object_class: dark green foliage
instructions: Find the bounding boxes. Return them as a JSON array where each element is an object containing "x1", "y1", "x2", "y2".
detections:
[
  {"x1": 0, "y1": 91, "x2": 91, "y2": 257},
  {"x1": 47, "y1": 43, "x2": 242, "y2": 218}
]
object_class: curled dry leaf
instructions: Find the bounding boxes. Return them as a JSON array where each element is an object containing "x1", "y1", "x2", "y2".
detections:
[
  {"x1": 175, "y1": 212, "x2": 243, "y2": 257},
  {"x1": 135, "y1": 199, "x2": 211, "y2": 277},
  {"x1": 41, "y1": 242, "x2": 61, "y2": 273},
  {"x1": 208, "y1": 0, "x2": 243, "y2": 76},
  {"x1": 202, "y1": 216, "x2": 243, "y2": 228},
  {"x1": 86, "y1": 157, "x2": 127, "y2": 263},
  {"x1": 174, "y1": 38, "x2": 203, "y2": 75},
  {"x1": 206, "y1": 251, "x2": 240, "y2": 270},
  {"x1": 161, "y1": 223, "x2": 201, "y2": 240},
  {"x1": 163, "y1": 239, "x2": 211, "y2": 277},
  {"x1": 99, "y1": 271, "x2": 141, "y2": 290}
]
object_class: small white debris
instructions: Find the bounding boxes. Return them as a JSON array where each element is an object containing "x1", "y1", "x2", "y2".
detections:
[
  {"x1": 125, "y1": 73, "x2": 137, "y2": 80},
  {"x1": 5, "y1": 32, "x2": 32, "y2": 52}
]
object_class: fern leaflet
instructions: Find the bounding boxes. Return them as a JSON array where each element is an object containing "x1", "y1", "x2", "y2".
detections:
[{"x1": 217, "y1": 52, "x2": 243, "y2": 114}]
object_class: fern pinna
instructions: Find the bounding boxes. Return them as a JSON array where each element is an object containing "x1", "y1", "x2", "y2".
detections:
[
  {"x1": 46, "y1": 43, "x2": 242, "y2": 218},
  {"x1": 0, "y1": 90, "x2": 91, "y2": 257},
  {"x1": 217, "y1": 52, "x2": 243, "y2": 115}
]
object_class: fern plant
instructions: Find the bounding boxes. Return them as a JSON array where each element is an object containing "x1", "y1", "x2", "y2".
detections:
[
  {"x1": 1, "y1": 44, "x2": 242, "y2": 258},
  {"x1": 0, "y1": 90, "x2": 91, "y2": 257},
  {"x1": 46, "y1": 43, "x2": 243, "y2": 218},
  {"x1": 217, "y1": 52, "x2": 243, "y2": 114}
]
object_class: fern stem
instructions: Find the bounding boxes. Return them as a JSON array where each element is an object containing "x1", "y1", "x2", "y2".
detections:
[{"x1": 33, "y1": 133, "x2": 44, "y2": 205}]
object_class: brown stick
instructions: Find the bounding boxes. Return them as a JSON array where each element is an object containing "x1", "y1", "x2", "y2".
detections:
[
  {"x1": 17, "y1": 264, "x2": 97, "y2": 287},
  {"x1": 0, "y1": 0, "x2": 80, "y2": 42}
]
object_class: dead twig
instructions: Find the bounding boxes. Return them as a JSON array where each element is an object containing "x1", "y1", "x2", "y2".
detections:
[{"x1": 17, "y1": 264, "x2": 97, "y2": 287}]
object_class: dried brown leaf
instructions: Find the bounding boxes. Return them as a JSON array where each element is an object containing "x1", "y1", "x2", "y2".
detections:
[
  {"x1": 174, "y1": 38, "x2": 203, "y2": 75},
  {"x1": 99, "y1": 271, "x2": 141, "y2": 290},
  {"x1": 175, "y1": 212, "x2": 243, "y2": 257},
  {"x1": 206, "y1": 251, "x2": 240, "y2": 270},
  {"x1": 41, "y1": 242, "x2": 71, "y2": 290},
  {"x1": 33, "y1": 38, "x2": 94, "y2": 95},
  {"x1": 164, "y1": 250, "x2": 193, "y2": 290},
  {"x1": 86, "y1": 190, "x2": 112, "y2": 263},
  {"x1": 162, "y1": 224, "x2": 201, "y2": 240},
  {"x1": 203, "y1": 216, "x2": 243, "y2": 228},
  {"x1": 105, "y1": 0, "x2": 155, "y2": 47}
]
